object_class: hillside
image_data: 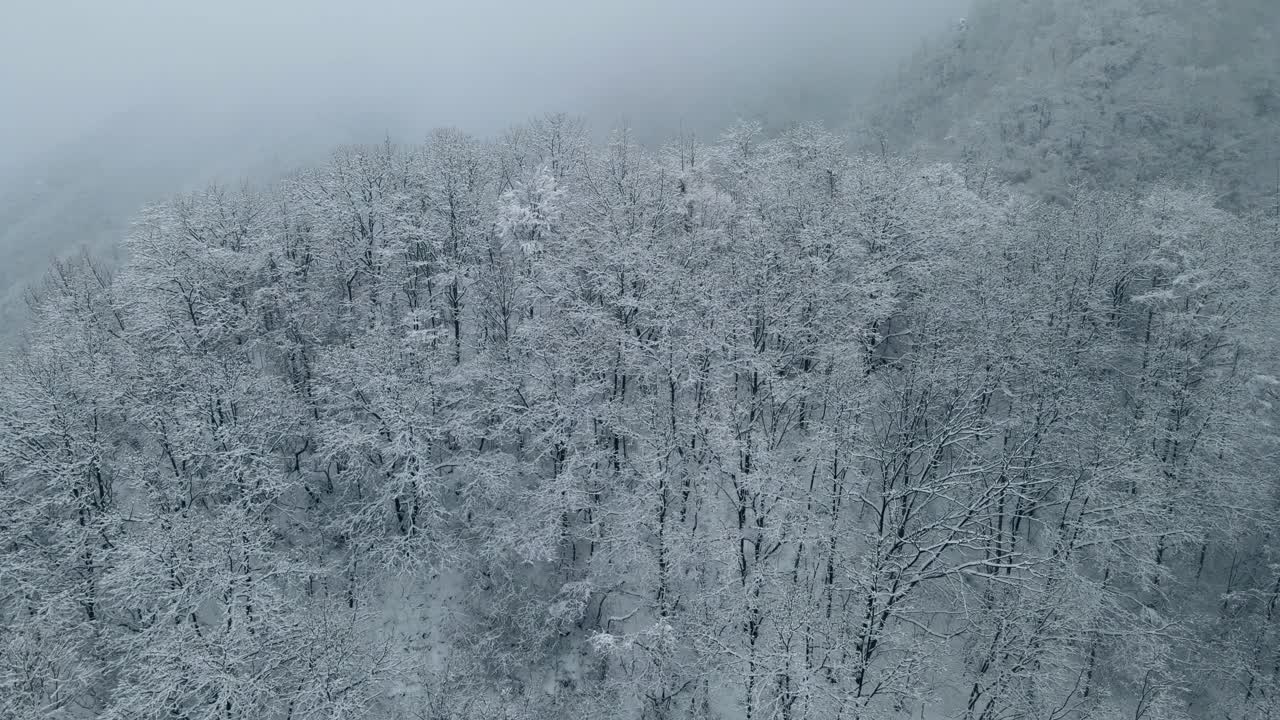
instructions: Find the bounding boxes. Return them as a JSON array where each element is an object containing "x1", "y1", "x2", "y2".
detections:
[
  {"x1": 2, "y1": 118, "x2": 1278, "y2": 720},
  {"x1": 866, "y1": 0, "x2": 1280, "y2": 209},
  {"x1": 3, "y1": 2, "x2": 1280, "y2": 719}
]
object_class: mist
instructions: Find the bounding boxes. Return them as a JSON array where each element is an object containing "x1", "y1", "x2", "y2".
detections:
[
  {"x1": 2, "y1": 0, "x2": 966, "y2": 159},
  {"x1": 0, "y1": 0, "x2": 967, "y2": 332}
]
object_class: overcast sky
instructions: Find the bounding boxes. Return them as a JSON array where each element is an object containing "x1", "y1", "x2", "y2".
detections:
[{"x1": 2, "y1": 0, "x2": 967, "y2": 161}]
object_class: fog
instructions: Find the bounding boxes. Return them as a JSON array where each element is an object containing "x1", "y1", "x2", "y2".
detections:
[
  {"x1": 3, "y1": 0, "x2": 966, "y2": 158},
  {"x1": 0, "y1": 0, "x2": 967, "y2": 332}
]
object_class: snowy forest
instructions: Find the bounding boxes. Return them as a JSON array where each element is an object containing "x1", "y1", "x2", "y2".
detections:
[{"x1": 2, "y1": 1, "x2": 1279, "y2": 719}]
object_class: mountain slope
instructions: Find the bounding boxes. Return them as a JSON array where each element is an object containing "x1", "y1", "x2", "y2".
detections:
[
  {"x1": 865, "y1": 0, "x2": 1280, "y2": 209},
  {"x1": 2, "y1": 119, "x2": 1277, "y2": 720}
]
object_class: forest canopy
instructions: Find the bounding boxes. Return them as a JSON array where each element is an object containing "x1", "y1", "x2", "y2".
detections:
[
  {"x1": 4, "y1": 0, "x2": 1280, "y2": 718},
  {"x1": 2, "y1": 117, "x2": 1278, "y2": 719}
]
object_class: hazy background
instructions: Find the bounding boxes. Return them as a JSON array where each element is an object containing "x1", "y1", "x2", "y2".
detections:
[
  {"x1": 3, "y1": 0, "x2": 968, "y2": 154},
  {"x1": 0, "y1": 0, "x2": 969, "y2": 334}
]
